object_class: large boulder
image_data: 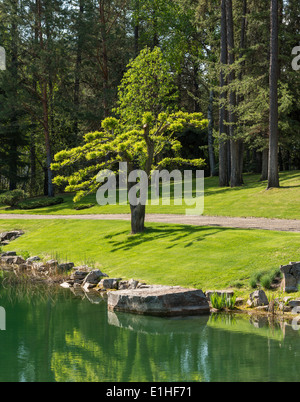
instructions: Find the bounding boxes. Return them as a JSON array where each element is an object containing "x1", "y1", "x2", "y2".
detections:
[
  {"x1": 280, "y1": 262, "x2": 300, "y2": 293},
  {"x1": 99, "y1": 278, "x2": 122, "y2": 290},
  {"x1": 0, "y1": 230, "x2": 24, "y2": 245},
  {"x1": 107, "y1": 285, "x2": 210, "y2": 317},
  {"x1": 247, "y1": 290, "x2": 269, "y2": 308},
  {"x1": 0, "y1": 255, "x2": 25, "y2": 265},
  {"x1": 82, "y1": 269, "x2": 108, "y2": 286}
]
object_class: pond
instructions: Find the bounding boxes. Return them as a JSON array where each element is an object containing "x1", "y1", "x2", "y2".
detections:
[{"x1": 0, "y1": 284, "x2": 300, "y2": 382}]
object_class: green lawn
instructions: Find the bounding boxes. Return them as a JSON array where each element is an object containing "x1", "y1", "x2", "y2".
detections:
[
  {"x1": 1, "y1": 219, "x2": 300, "y2": 296},
  {"x1": 1, "y1": 170, "x2": 300, "y2": 219}
]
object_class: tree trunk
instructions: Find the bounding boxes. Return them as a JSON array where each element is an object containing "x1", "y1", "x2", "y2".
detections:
[
  {"x1": 219, "y1": 0, "x2": 229, "y2": 187},
  {"x1": 260, "y1": 148, "x2": 269, "y2": 181},
  {"x1": 73, "y1": 0, "x2": 84, "y2": 142},
  {"x1": 130, "y1": 203, "x2": 146, "y2": 234},
  {"x1": 30, "y1": 128, "x2": 37, "y2": 196},
  {"x1": 237, "y1": 0, "x2": 248, "y2": 185},
  {"x1": 226, "y1": 0, "x2": 243, "y2": 187},
  {"x1": 267, "y1": 0, "x2": 280, "y2": 189},
  {"x1": 9, "y1": 0, "x2": 19, "y2": 191},
  {"x1": 99, "y1": 0, "x2": 110, "y2": 117},
  {"x1": 208, "y1": 89, "x2": 216, "y2": 176},
  {"x1": 37, "y1": 0, "x2": 54, "y2": 197},
  {"x1": 134, "y1": 0, "x2": 140, "y2": 56}
]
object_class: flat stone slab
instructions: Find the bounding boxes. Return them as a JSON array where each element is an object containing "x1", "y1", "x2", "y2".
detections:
[{"x1": 107, "y1": 285, "x2": 210, "y2": 317}]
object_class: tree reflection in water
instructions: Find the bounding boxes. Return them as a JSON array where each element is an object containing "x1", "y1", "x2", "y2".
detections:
[{"x1": 0, "y1": 285, "x2": 300, "y2": 382}]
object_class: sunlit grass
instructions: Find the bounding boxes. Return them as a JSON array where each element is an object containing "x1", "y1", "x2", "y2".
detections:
[
  {"x1": 0, "y1": 170, "x2": 299, "y2": 219},
  {"x1": 1, "y1": 219, "x2": 300, "y2": 297}
]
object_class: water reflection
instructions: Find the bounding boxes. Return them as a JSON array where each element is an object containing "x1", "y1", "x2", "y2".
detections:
[{"x1": 0, "y1": 285, "x2": 300, "y2": 382}]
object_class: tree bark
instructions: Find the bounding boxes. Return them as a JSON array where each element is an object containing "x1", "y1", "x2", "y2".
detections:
[
  {"x1": 260, "y1": 148, "x2": 269, "y2": 181},
  {"x1": 73, "y1": 0, "x2": 84, "y2": 141},
  {"x1": 219, "y1": 0, "x2": 229, "y2": 187},
  {"x1": 267, "y1": 0, "x2": 280, "y2": 188},
  {"x1": 8, "y1": 0, "x2": 19, "y2": 191},
  {"x1": 208, "y1": 89, "x2": 216, "y2": 176},
  {"x1": 130, "y1": 203, "x2": 146, "y2": 234},
  {"x1": 99, "y1": 0, "x2": 110, "y2": 117},
  {"x1": 226, "y1": 0, "x2": 243, "y2": 187},
  {"x1": 37, "y1": 0, "x2": 54, "y2": 197},
  {"x1": 134, "y1": 0, "x2": 140, "y2": 56}
]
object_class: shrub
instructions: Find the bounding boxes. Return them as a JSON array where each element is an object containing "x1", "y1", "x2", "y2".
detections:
[
  {"x1": 17, "y1": 197, "x2": 64, "y2": 210},
  {"x1": 260, "y1": 274, "x2": 272, "y2": 289},
  {"x1": 73, "y1": 203, "x2": 95, "y2": 210},
  {"x1": 0, "y1": 189, "x2": 27, "y2": 207},
  {"x1": 249, "y1": 268, "x2": 282, "y2": 290},
  {"x1": 249, "y1": 276, "x2": 258, "y2": 289}
]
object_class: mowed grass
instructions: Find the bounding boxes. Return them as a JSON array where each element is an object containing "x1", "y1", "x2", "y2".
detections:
[
  {"x1": 1, "y1": 219, "x2": 300, "y2": 295},
  {"x1": 0, "y1": 170, "x2": 300, "y2": 219}
]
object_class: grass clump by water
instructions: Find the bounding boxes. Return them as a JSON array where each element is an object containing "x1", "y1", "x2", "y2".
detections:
[
  {"x1": 249, "y1": 268, "x2": 282, "y2": 290},
  {"x1": 210, "y1": 293, "x2": 237, "y2": 311}
]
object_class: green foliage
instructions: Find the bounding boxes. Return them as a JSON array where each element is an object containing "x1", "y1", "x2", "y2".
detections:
[
  {"x1": 73, "y1": 203, "x2": 95, "y2": 211},
  {"x1": 20, "y1": 250, "x2": 30, "y2": 260},
  {"x1": 0, "y1": 189, "x2": 27, "y2": 207},
  {"x1": 210, "y1": 292, "x2": 237, "y2": 311},
  {"x1": 17, "y1": 197, "x2": 64, "y2": 210},
  {"x1": 249, "y1": 268, "x2": 282, "y2": 290},
  {"x1": 52, "y1": 47, "x2": 208, "y2": 204},
  {"x1": 115, "y1": 47, "x2": 178, "y2": 125}
]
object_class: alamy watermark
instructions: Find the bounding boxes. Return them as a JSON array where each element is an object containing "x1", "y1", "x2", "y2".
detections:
[
  {"x1": 0, "y1": 46, "x2": 6, "y2": 71},
  {"x1": 292, "y1": 46, "x2": 300, "y2": 71},
  {"x1": 0, "y1": 307, "x2": 6, "y2": 331},
  {"x1": 96, "y1": 163, "x2": 204, "y2": 216}
]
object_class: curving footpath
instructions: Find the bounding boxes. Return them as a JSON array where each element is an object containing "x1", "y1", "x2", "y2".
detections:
[{"x1": 0, "y1": 213, "x2": 300, "y2": 232}]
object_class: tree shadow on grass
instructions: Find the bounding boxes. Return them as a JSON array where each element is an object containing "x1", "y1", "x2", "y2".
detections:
[{"x1": 105, "y1": 224, "x2": 234, "y2": 252}]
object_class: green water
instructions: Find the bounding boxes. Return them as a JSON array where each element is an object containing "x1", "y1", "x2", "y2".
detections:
[{"x1": 0, "y1": 284, "x2": 300, "y2": 382}]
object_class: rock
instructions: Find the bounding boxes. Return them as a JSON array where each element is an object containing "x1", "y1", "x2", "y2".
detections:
[
  {"x1": 235, "y1": 297, "x2": 244, "y2": 306},
  {"x1": 0, "y1": 255, "x2": 26, "y2": 265},
  {"x1": 280, "y1": 262, "x2": 300, "y2": 293},
  {"x1": 70, "y1": 270, "x2": 89, "y2": 281},
  {"x1": 26, "y1": 256, "x2": 41, "y2": 263},
  {"x1": 82, "y1": 282, "x2": 97, "y2": 291},
  {"x1": 45, "y1": 259, "x2": 58, "y2": 269},
  {"x1": 118, "y1": 279, "x2": 140, "y2": 290},
  {"x1": 0, "y1": 241, "x2": 10, "y2": 246},
  {"x1": 60, "y1": 282, "x2": 73, "y2": 288},
  {"x1": 247, "y1": 290, "x2": 269, "y2": 308},
  {"x1": 26, "y1": 256, "x2": 41, "y2": 265},
  {"x1": 278, "y1": 302, "x2": 292, "y2": 312},
  {"x1": 1, "y1": 251, "x2": 17, "y2": 257},
  {"x1": 99, "y1": 278, "x2": 121, "y2": 290},
  {"x1": 107, "y1": 285, "x2": 210, "y2": 317},
  {"x1": 82, "y1": 269, "x2": 108, "y2": 286},
  {"x1": 57, "y1": 262, "x2": 74, "y2": 272},
  {"x1": 288, "y1": 299, "x2": 300, "y2": 308},
  {"x1": 0, "y1": 230, "x2": 24, "y2": 244}
]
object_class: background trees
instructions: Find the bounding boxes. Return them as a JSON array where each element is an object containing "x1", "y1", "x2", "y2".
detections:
[{"x1": 0, "y1": 0, "x2": 299, "y2": 195}]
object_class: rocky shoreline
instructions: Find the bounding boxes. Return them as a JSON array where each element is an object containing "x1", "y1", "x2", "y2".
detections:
[
  {"x1": 1, "y1": 249, "x2": 300, "y2": 319},
  {"x1": 1, "y1": 231, "x2": 300, "y2": 318}
]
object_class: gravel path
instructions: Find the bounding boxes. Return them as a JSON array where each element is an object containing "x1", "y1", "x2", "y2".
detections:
[{"x1": 0, "y1": 213, "x2": 300, "y2": 232}]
